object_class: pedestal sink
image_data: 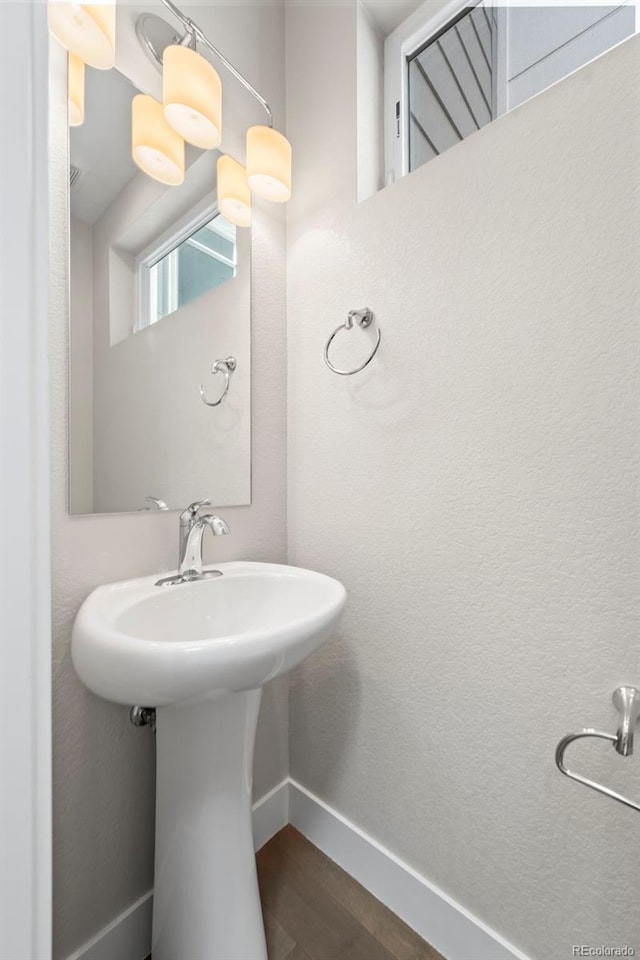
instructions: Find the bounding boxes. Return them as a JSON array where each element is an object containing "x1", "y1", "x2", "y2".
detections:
[{"x1": 72, "y1": 561, "x2": 346, "y2": 960}]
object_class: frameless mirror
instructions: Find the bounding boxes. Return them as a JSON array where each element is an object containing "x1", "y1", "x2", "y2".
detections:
[{"x1": 68, "y1": 63, "x2": 251, "y2": 515}]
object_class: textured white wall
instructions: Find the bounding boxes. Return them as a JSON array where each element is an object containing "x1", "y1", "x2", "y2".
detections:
[
  {"x1": 286, "y1": 6, "x2": 640, "y2": 957},
  {"x1": 50, "y1": 3, "x2": 288, "y2": 957}
]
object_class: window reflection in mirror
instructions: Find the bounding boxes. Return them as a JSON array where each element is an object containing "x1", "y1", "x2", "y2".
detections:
[{"x1": 138, "y1": 210, "x2": 237, "y2": 330}]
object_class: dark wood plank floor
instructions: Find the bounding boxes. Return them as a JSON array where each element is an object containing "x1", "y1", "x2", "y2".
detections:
[
  {"x1": 257, "y1": 826, "x2": 445, "y2": 960},
  {"x1": 146, "y1": 825, "x2": 445, "y2": 960}
]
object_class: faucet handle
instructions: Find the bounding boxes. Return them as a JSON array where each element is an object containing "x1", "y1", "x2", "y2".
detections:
[{"x1": 181, "y1": 499, "x2": 213, "y2": 522}]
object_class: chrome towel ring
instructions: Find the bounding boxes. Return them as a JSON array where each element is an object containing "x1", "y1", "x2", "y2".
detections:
[
  {"x1": 199, "y1": 356, "x2": 237, "y2": 407},
  {"x1": 324, "y1": 308, "x2": 381, "y2": 376},
  {"x1": 555, "y1": 686, "x2": 640, "y2": 813}
]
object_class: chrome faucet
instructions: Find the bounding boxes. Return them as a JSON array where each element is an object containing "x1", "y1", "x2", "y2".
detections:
[
  {"x1": 178, "y1": 500, "x2": 230, "y2": 577},
  {"x1": 156, "y1": 500, "x2": 230, "y2": 587}
]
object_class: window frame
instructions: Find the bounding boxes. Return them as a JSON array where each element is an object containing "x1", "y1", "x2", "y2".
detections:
[
  {"x1": 384, "y1": 0, "x2": 475, "y2": 184},
  {"x1": 135, "y1": 200, "x2": 237, "y2": 333}
]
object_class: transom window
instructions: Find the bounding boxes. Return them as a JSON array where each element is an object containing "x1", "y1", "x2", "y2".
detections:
[{"x1": 386, "y1": 2, "x2": 638, "y2": 182}]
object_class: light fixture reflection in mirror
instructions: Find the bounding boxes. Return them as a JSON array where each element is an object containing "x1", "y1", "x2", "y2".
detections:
[
  {"x1": 48, "y1": 3, "x2": 294, "y2": 205},
  {"x1": 48, "y1": 1, "x2": 116, "y2": 70},
  {"x1": 163, "y1": 45, "x2": 222, "y2": 150},
  {"x1": 217, "y1": 155, "x2": 252, "y2": 229},
  {"x1": 131, "y1": 94, "x2": 185, "y2": 187},
  {"x1": 68, "y1": 53, "x2": 85, "y2": 127},
  {"x1": 133, "y1": 7, "x2": 293, "y2": 205}
]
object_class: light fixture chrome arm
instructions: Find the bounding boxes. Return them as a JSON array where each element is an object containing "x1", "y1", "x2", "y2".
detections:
[{"x1": 159, "y1": 0, "x2": 274, "y2": 127}]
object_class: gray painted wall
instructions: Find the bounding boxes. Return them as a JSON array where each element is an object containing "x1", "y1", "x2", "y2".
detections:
[{"x1": 286, "y1": 5, "x2": 640, "y2": 956}]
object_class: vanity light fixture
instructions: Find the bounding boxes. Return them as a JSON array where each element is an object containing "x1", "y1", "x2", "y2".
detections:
[
  {"x1": 48, "y1": 1, "x2": 116, "y2": 70},
  {"x1": 68, "y1": 53, "x2": 85, "y2": 127},
  {"x1": 135, "y1": 0, "x2": 293, "y2": 217},
  {"x1": 163, "y1": 45, "x2": 222, "y2": 150},
  {"x1": 51, "y1": 0, "x2": 294, "y2": 212},
  {"x1": 217, "y1": 155, "x2": 252, "y2": 229},
  {"x1": 246, "y1": 126, "x2": 292, "y2": 202},
  {"x1": 131, "y1": 94, "x2": 185, "y2": 187}
]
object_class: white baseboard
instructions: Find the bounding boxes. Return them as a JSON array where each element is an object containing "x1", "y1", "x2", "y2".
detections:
[
  {"x1": 65, "y1": 891, "x2": 153, "y2": 960},
  {"x1": 64, "y1": 779, "x2": 289, "y2": 960},
  {"x1": 289, "y1": 778, "x2": 529, "y2": 960},
  {"x1": 252, "y1": 777, "x2": 290, "y2": 851},
  {"x1": 66, "y1": 777, "x2": 527, "y2": 960}
]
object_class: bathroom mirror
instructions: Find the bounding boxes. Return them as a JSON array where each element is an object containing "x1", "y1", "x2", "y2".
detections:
[{"x1": 68, "y1": 64, "x2": 251, "y2": 515}]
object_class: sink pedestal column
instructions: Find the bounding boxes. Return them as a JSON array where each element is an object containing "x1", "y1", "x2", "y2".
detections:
[{"x1": 152, "y1": 689, "x2": 267, "y2": 960}]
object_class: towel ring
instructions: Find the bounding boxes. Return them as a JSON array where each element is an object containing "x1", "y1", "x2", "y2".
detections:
[
  {"x1": 199, "y1": 356, "x2": 237, "y2": 407},
  {"x1": 324, "y1": 308, "x2": 381, "y2": 376},
  {"x1": 555, "y1": 686, "x2": 640, "y2": 813}
]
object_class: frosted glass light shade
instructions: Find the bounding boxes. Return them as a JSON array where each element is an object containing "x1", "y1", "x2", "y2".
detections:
[
  {"x1": 246, "y1": 125, "x2": 292, "y2": 202},
  {"x1": 132, "y1": 95, "x2": 185, "y2": 187},
  {"x1": 217, "y1": 156, "x2": 251, "y2": 228},
  {"x1": 68, "y1": 54, "x2": 85, "y2": 126},
  {"x1": 163, "y1": 46, "x2": 222, "y2": 150},
  {"x1": 48, "y1": 2, "x2": 116, "y2": 70}
]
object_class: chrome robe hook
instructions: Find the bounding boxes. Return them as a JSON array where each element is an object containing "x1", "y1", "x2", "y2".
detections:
[{"x1": 199, "y1": 356, "x2": 237, "y2": 407}]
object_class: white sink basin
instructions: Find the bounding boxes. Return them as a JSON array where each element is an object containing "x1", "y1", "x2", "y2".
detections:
[
  {"x1": 71, "y1": 561, "x2": 346, "y2": 960},
  {"x1": 72, "y1": 561, "x2": 346, "y2": 706}
]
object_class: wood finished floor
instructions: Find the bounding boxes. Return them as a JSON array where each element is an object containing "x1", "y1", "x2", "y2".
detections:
[
  {"x1": 258, "y1": 826, "x2": 444, "y2": 960},
  {"x1": 146, "y1": 825, "x2": 445, "y2": 960}
]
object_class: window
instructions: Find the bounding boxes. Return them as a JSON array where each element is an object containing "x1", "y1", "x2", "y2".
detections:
[
  {"x1": 386, "y1": 2, "x2": 637, "y2": 181},
  {"x1": 407, "y1": 4, "x2": 495, "y2": 172},
  {"x1": 137, "y1": 207, "x2": 236, "y2": 330}
]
